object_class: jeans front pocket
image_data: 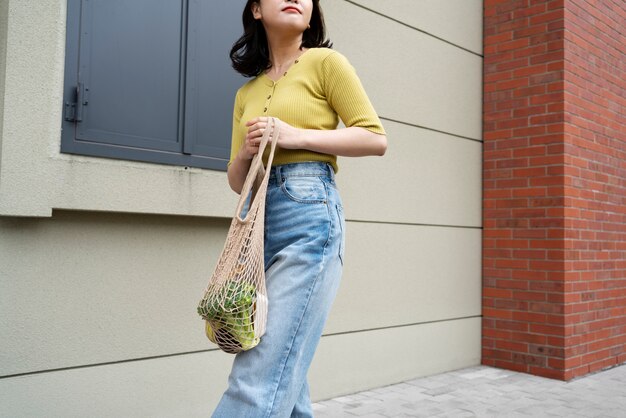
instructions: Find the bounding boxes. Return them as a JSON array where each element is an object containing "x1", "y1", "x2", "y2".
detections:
[{"x1": 280, "y1": 176, "x2": 328, "y2": 204}]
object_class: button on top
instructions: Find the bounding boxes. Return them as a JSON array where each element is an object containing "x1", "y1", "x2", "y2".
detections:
[{"x1": 267, "y1": 95, "x2": 271, "y2": 99}]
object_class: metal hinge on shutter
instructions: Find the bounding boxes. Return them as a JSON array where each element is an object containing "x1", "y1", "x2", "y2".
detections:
[{"x1": 63, "y1": 82, "x2": 89, "y2": 122}]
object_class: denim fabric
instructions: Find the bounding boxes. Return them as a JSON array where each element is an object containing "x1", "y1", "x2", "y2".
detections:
[{"x1": 212, "y1": 162, "x2": 345, "y2": 418}]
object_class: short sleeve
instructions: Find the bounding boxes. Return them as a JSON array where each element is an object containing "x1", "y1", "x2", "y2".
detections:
[
  {"x1": 322, "y1": 51, "x2": 386, "y2": 135},
  {"x1": 227, "y1": 88, "x2": 244, "y2": 169}
]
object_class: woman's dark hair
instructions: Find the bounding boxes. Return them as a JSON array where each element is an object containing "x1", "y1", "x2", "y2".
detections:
[{"x1": 230, "y1": 0, "x2": 333, "y2": 77}]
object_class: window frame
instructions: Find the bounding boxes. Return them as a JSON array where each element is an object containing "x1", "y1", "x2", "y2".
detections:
[{"x1": 60, "y1": 0, "x2": 245, "y2": 172}]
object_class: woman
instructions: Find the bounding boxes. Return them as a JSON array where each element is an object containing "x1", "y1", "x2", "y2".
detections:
[{"x1": 213, "y1": 0, "x2": 387, "y2": 416}]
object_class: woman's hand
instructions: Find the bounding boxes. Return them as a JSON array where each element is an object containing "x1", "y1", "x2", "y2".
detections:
[
  {"x1": 244, "y1": 117, "x2": 303, "y2": 155},
  {"x1": 229, "y1": 116, "x2": 300, "y2": 194}
]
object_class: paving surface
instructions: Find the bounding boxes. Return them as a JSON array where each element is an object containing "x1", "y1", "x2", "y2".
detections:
[{"x1": 311, "y1": 363, "x2": 626, "y2": 417}]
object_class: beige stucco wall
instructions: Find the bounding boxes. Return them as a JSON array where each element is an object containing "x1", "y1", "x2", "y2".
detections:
[
  {"x1": 0, "y1": 0, "x2": 8, "y2": 169},
  {"x1": 0, "y1": 0, "x2": 483, "y2": 416}
]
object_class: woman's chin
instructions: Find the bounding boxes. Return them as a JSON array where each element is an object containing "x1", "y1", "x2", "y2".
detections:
[{"x1": 268, "y1": 21, "x2": 308, "y2": 35}]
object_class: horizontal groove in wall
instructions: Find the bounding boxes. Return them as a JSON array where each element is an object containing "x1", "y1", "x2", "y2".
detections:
[
  {"x1": 380, "y1": 116, "x2": 483, "y2": 144},
  {"x1": 323, "y1": 314, "x2": 481, "y2": 338},
  {"x1": 343, "y1": 0, "x2": 483, "y2": 58},
  {"x1": 0, "y1": 315, "x2": 481, "y2": 380},
  {"x1": 348, "y1": 219, "x2": 482, "y2": 229},
  {"x1": 0, "y1": 349, "x2": 217, "y2": 381}
]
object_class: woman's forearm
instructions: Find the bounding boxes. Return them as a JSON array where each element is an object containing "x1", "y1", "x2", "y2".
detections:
[
  {"x1": 228, "y1": 125, "x2": 387, "y2": 194},
  {"x1": 299, "y1": 127, "x2": 387, "y2": 157},
  {"x1": 227, "y1": 152, "x2": 253, "y2": 195}
]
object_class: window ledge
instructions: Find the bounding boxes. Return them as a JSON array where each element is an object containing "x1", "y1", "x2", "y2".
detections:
[{"x1": 0, "y1": 152, "x2": 238, "y2": 218}]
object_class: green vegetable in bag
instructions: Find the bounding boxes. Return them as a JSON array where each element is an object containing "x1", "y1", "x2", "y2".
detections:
[{"x1": 198, "y1": 282, "x2": 259, "y2": 350}]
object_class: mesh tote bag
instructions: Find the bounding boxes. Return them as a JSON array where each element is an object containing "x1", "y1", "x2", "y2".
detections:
[{"x1": 197, "y1": 117, "x2": 281, "y2": 354}]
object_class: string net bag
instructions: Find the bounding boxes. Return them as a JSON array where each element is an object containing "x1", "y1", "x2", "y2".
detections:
[{"x1": 197, "y1": 117, "x2": 281, "y2": 354}]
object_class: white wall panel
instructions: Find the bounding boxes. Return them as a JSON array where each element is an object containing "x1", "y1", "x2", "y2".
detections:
[
  {"x1": 0, "y1": 350, "x2": 232, "y2": 418},
  {"x1": 323, "y1": 0, "x2": 483, "y2": 140},
  {"x1": 353, "y1": 0, "x2": 483, "y2": 54},
  {"x1": 326, "y1": 220, "x2": 481, "y2": 333},
  {"x1": 336, "y1": 119, "x2": 482, "y2": 227},
  {"x1": 0, "y1": 208, "x2": 480, "y2": 376},
  {"x1": 0, "y1": 0, "x2": 8, "y2": 166},
  {"x1": 311, "y1": 317, "x2": 481, "y2": 401},
  {"x1": 0, "y1": 211, "x2": 229, "y2": 376},
  {"x1": 0, "y1": 318, "x2": 480, "y2": 417}
]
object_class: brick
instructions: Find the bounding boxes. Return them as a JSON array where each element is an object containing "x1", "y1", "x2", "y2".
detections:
[{"x1": 511, "y1": 352, "x2": 547, "y2": 366}]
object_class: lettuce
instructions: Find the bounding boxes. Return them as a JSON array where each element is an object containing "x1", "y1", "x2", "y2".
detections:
[{"x1": 198, "y1": 282, "x2": 259, "y2": 351}]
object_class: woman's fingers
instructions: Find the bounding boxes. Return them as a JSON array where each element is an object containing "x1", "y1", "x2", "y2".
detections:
[
  {"x1": 252, "y1": 122, "x2": 266, "y2": 135},
  {"x1": 245, "y1": 117, "x2": 277, "y2": 150},
  {"x1": 245, "y1": 116, "x2": 268, "y2": 127},
  {"x1": 246, "y1": 122, "x2": 269, "y2": 143},
  {"x1": 248, "y1": 118, "x2": 271, "y2": 132}
]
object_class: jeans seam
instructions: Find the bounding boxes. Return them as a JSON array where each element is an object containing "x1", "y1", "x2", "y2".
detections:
[
  {"x1": 335, "y1": 204, "x2": 344, "y2": 265},
  {"x1": 322, "y1": 182, "x2": 333, "y2": 250},
  {"x1": 265, "y1": 248, "x2": 329, "y2": 418},
  {"x1": 279, "y1": 173, "x2": 327, "y2": 177},
  {"x1": 264, "y1": 199, "x2": 333, "y2": 418}
]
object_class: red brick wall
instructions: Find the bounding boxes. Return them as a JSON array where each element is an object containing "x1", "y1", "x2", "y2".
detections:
[
  {"x1": 561, "y1": 0, "x2": 626, "y2": 377},
  {"x1": 482, "y1": 0, "x2": 626, "y2": 381}
]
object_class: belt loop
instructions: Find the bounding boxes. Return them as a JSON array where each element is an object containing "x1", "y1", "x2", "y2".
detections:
[
  {"x1": 275, "y1": 164, "x2": 282, "y2": 182},
  {"x1": 327, "y1": 163, "x2": 335, "y2": 181}
]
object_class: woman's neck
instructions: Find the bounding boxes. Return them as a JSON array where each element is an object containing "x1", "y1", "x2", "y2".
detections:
[{"x1": 265, "y1": 35, "x2": 305, "y2": 69}]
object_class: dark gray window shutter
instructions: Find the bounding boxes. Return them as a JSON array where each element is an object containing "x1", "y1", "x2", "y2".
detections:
[
  {"x1": 184, "y1": 0, "x2": 248, "y2": 160},
  {"x1": 78, "y1": 0, "x2": 183, "y2": 151},
  {"x1": 61, "y1": 0, "x2": 247, "y2": 171}
]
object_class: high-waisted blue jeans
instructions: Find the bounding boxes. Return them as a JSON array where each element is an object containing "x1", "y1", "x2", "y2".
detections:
[{"x1": 212, "y1": 161, "x2": 345, "y2": 418}]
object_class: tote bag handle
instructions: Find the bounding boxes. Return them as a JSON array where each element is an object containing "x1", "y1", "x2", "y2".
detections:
[{"x1": 234, "y1": 117, "x2": 281, "y2": 223}]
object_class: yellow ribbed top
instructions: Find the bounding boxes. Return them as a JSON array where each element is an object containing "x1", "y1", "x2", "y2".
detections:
[{"x1": 228, "y1": 47, "x2": 386, "y2": 174}]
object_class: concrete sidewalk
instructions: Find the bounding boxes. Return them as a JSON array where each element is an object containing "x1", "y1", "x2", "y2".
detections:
[{"x1": 312, "y1": 363, "x2": 626, "y2": 418}]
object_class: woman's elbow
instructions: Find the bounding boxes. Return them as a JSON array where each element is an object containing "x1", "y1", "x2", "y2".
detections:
[
  {"x1": 375, "y1": 134, "x2": 387, "y2": 156},
  {"x1": 228, "y1": 180, "x2": 241, "y2": 195}
]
